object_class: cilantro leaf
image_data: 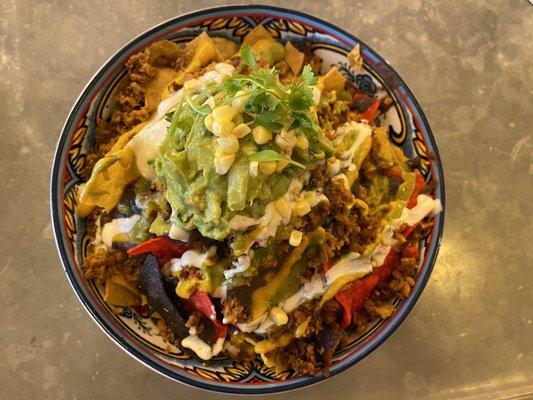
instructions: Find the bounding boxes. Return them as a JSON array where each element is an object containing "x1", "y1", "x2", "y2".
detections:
[
  {"x1": 241, "y1": 45, "x2": 256, "y2": 68},
  {"x1": 255, "y1": 105, "x2": 284, "y2": 131},
  {"x1": 251, "y1": 67, "x2": 278, "y2": 87},
  {"x1": 288, "y1": 85, "x2": 313, "y2": 111},
  {"x1": 300, "y1": 64, "x2": 317, "y2": 86},
  {"x1": 245, "y1": 91, "x2": 280, "y2": 114},
  {"x1": 223, "y1": 77, "x2": 243, "y2": 96},
  {"x1": 248, "y1": 150, "x2": 306, "y2": 169}
]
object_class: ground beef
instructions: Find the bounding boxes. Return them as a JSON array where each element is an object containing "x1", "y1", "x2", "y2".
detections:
[
  {"x1": 84, "y1": 246, "x2": 143, "y2": 286},
  {"x1": 222, "y1": 296, "x2": 247, "y2": 324},
  {"x1": 307, "y1": 163, "x2": 329, "y2": 189},
  {"x1": 266, "y1": 299, "x2": 344, "y2": 375},
  {"x1": 82, "y1": 40, "x2": 184, "y2": 176},
  {"x1": 351, "y1": 239, "x2": 421, "y2": 332},
  {"x1": 185, "y1": 311, "x2": 205, "y2": 335},
  {"x1": 273, "y1": 340, "x2": 319, "y2": 375},
  {"x1": 303, "y1": 169, "x2": 381, "y2": 260}
]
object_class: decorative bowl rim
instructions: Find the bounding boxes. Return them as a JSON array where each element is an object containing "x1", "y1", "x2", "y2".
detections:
[{"x1": 50, "y1": 4, "x2": 445, "y2": 395}]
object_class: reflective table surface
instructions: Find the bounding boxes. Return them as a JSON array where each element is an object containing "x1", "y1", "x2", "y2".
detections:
[{"x1": 1, "y1": 1, "x2": 531, "y2": 399}]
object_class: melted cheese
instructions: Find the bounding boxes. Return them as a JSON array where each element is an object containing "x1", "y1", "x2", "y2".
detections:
[
  {"x1": 383, "y1": 194, "x2": 443, "y2": 246},
  {"x1": 232, "y1": 315, "x2": 268, "y2": 333},
  {"x1": 398, "y1": 194, "x2": 442, "y2": 226},
  {"x1": 279, "y1": 274, "x2": 326, "y2": 314},
  {"x1": 371, "y1": 244, "x2": 391, "y2": 266},
  {"x1": 153, "y1": 89, "x2": 184, "y2": 122}
]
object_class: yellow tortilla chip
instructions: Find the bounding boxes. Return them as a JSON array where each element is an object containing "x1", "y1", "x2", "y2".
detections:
[
  {"x1": 104, "y1": 275, "x2": 140, "y2": 307},
  {"x1": 317, "y1": 67, "x2": 346, "y2": 92},
  {"x1": 173, "y1": 32, "x2": 221, "y2": 86},
  {"x1": 284, "y1": 41, "x2": 305, "y2": 75},
  {"x1": 241, "y1": 25, "x2": 274, "y2": 48},
  {"x1": 212, "y1": 37, "x2": 239, "y2": 60},
  {"x1": 79, "y1": 145, "x2": 138, "y2": 214}
]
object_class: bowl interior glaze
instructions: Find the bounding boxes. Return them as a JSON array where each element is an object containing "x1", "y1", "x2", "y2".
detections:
[{"x1": 51, "y1": 5, "x2": 444, "y2": 394}]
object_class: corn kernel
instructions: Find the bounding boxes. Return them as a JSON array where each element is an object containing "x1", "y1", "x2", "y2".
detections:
[
  {"x1": 295, "y1": 317, "x2": 311, "y2": 338},
  {"x1": 231, "y1": 91, "x2": 249, "y2": 112},
  {"x1": 326, "y1": 157, "x2": 341, "y2": 176},
  {"x1": 275, "y1": 129, "x2": 297, "y2": 151},
  {"x1": 332, "y1": 174, "x2": 351, "y2": 191},
  {"x1": 232, "y1": 123, "x2": 251, "y2": 138},
  {"x1": 212, "y1": 118, "x2": 235, "y2": 137},
  {"x1": 274, "y1": 134, "x2": 289, "y2": 150},
  {"x1": 254, "y1": 339, "x2": 277, "y2": 355},
  {"x1": 295, "y1": 135, "x2": 309, "y2": 150},
  {"x1": 204, "y1": 114, "x2": 214, "y2": 132},
  {"x1": 252, "y1": 126, "x2": 273, "y2": 144},
  {"x1": 214, "y1": 153, "x2": 235, "y2": 175},
  {"x1": 289, "y1": 229, "x2": 303, "y2": 246},
  {"x1": 212, "y1": 105, "x2": 237, "y2": 121},
  {"x1": 281, "y1": 128, "x2": 297, "y2": 147},
  {"x1": 217, "y1": 135, "x2": 239, "y2": 154},
  {"x1": 201, "y1": 70, "x2": 220, "y2": 83},
  {"x1": 303, "y1": 191, "x2": 317, "y2": 204},
  {"x1": 274, "y1": 197, "x2": 292, "y2": 220},
  {"x1": 258, "y1": 161, "x2": 277, "y2": 175},
  {"x1": 276, "y1": 159, "x2": 289, "y2": 172},
  {"x1": 270, "y1": 307, "x2": 289, "y2": 326},
  {"x1": 249, "y1": 161, "x2": 259, "y2": 176},
  {"x1": 295, "y1": 199, "x2": 311, "y2": 216}
]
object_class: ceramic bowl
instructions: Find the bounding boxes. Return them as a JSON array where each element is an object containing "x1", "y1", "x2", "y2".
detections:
[{"x1": 51, "y1": 5, "x2": 445, "y2": 394}]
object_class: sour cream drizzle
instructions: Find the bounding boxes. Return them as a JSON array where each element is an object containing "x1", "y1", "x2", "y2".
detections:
[
  {"x1": 181, "y1": 335, "x2": 225, "y2": 360},
  {"x1": 100, "y1": 215, "x2": 140, "y2": 248}
]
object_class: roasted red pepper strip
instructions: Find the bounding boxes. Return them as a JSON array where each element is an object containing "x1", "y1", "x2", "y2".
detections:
[
  {"x1": 335, "y1": 250, "x2": 401, "y2": 328},
  {"x1": 407, "y1": 172, "x2": 426, "y2": 209},
  {"x1": 127, "y1": 236, "x2": 191, "y2": 265},
  {"x1": 188, "y1": 290, "x2": 227, "y2": 339},
  {"x1": 401, "y1": 172, "x2": 427, "y2": 238},
  {"x1": 402, "y1": 245, "x2": 419, "y2": 259},
  {"x1": 332, "y1": 172, "x2": 428, "y2": 327},
  {"x1": 361, "y1": 99, "x2": 381, "y2": 123},
  {"x1": 400, "y1": 225, "x2": 417, "y2": 239}
]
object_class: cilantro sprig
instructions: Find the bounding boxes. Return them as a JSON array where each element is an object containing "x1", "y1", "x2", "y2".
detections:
[
  {"x1": 248, "y1": 149, "x2": 306, "y2": 169},
  {"x1": 223, "y1": 46, "x2": 331, "y2": 153}
]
